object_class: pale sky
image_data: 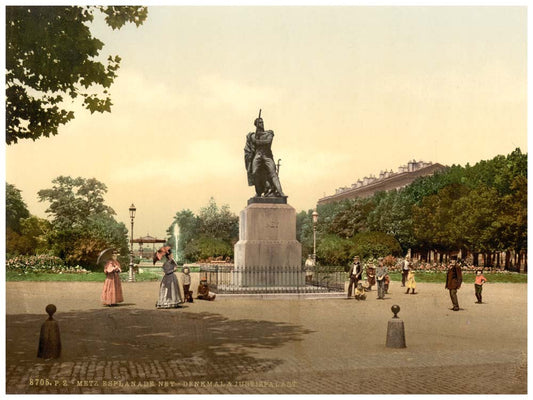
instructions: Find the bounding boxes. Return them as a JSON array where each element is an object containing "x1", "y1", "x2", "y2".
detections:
[{"x1": 4, "y1": 5, "x2": 528, "y2": 240}]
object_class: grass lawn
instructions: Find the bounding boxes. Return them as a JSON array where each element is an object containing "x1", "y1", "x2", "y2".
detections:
[
  {"x1": 387, "y1": 271, "x2": 527, "y2": 284},
  {"x1": 5, "y1": 271, "x2": 162, "y2": 282},
  {"x1": 6, "y1": 270, "x2": 527, "y2": 283}
]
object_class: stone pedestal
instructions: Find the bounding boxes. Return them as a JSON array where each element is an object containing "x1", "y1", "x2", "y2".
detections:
[
  {"x1": 386, "y1": 318, "x2": 406, "y2": 348},
  {"x1": 233, "y1": 202, "x2": 303, "y2": 288}
]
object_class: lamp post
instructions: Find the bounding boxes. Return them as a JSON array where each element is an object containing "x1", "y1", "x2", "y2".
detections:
[
  {"x1": 128, "y1": 203, "x2": 136, "y2": 282},
  {"x1": 312, "y1": 209, "x2": 318, "y2": 263}
]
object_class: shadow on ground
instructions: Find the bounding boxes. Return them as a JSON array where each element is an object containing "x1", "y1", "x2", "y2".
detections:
[{"x1": 7, "y1": 307, "x2": 314, "y2": 386}]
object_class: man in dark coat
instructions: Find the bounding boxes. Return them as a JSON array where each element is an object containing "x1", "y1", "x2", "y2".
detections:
[
  {"x1": 446, "y1": 259, "x2": 463, "y2": 311},
  {"x1": 347, "y1": 256, "x2": 362, "y2": 299}
]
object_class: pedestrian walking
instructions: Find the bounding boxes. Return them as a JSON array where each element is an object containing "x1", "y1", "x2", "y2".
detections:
[
  {"x1": 405, "y1": 269, "x2": 416, "y2": 294},
  {"x1": 376, "y1": 259, "x2": 388, "y2": 300},
  {"x1": 474, "y1": 269, "x2": 487, "y2": 303},
  {"x1": 347, "y1": 256, "x2": 362, "y2": 299},
  {"x1": 402, "y1": 256, "x2": 410, "y2": 287},
  {"x1": 384, "y1": 273, "x2": 390, "y2": 294},
  {"x1": 445, "y1": 260, "x2": 462, "y2": 311},
  {"x1": 154, "y1": 246, "x2": 183, "y2": 309},
  {"x1": 101, "y1": 250, "x2": 124, "y2": 307}
]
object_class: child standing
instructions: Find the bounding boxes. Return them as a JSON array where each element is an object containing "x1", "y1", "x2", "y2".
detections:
[
  {"x1": 182, "y1": 266, "x2": 193, "y2": 303},
  {"x1": 405, "y1": 270, "x2": 416, "y2": 294},
  {"x1": 474, "y1": 269, "x2": 487, "y2": 303}
]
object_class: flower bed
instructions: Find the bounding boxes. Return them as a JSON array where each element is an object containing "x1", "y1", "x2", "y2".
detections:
[{"x1": 6, "y1": 255, "x2": 89, "y2": 274}]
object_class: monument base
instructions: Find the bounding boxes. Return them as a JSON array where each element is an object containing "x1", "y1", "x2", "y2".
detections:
[
  {"x1": 234, "y1": 202, "x2": 302, "y2": 288},
  {"x1": 247, "y1": 196, "x2": 288, "y2": 205}
]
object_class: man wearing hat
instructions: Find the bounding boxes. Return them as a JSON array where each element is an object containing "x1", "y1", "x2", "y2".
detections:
[
  {"x1": 446, "y1": 259, "x2": 462, "y2": 311},
  {"x1": 244, "y1": 110, "x2": 285, "y2": 198},
  {"x1": 347, "y1": 256, "x2": 362, "y2": 299}
]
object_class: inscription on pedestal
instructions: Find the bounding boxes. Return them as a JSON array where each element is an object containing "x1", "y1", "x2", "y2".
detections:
[{"x1": 266, "y1": 218, "x2": 279, "y2": 229}]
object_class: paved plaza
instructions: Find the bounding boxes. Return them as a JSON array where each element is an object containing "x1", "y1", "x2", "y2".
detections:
[{"x1": 5, "y1": 280, "x2": 527, "y2": 394}]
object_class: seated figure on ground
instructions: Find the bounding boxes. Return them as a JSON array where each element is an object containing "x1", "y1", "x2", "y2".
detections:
[{"x1": 197, "y1": 278, "x2": 216, "y2": 301}]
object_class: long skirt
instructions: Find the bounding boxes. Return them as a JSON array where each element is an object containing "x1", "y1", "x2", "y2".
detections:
[
  {"x1": 407, "y1": 277, "x2": 416, "y2": 289},
  {"x1": 101, "y1": 273, "x2": 124, "y2": 305},
  {"x1": 156, "y1": 273, "x2": 182, "y2": 308}
]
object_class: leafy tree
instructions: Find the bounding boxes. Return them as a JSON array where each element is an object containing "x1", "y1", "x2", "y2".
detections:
[
  {"x1": 350, "y1": 231, "x2": 403, "y2": 260},
  {"x1": 316, "y1": 234, "x2": 352, "y2": 266},
  {"x1": 169, "y1": 198, "x2": 238, "y2": 263},
  {"x1": 412, "y1": 183, "x2": 471, "y2": 253},
  {"x1": 450, "y1": 186, "x2": 501, "y2": 255},
  {"x1": 6, "y1": 228, "x2": 31, "y2": 257},
  {"x1": 304, "y1": 149, "x2": 526, "y2": 268},
  {"x1": 296, "y1": 210, "x2": 316, "y2": 260},
  {"x1": 6, "y1": 6, "x2": 148, "y2": 144},
  {"x1": 184, "y1": 236, "x2": 233, "y2": 262},
  {"x1": 198, "y1": 197, "x2": 239, "y2": 244},
  {"x1": 327, "y1": 198, "x2": 374, "y2": 238},
  {"x1": 6, "y1": 183, "x2": 30, "y2": 233},
  {"x1": 18, "y1": 216, "x2": 52, "y2": 255},
  {"x1": 494, "y1": 175, "x2": 527, "y2": 257},
  {"x1": 38, "y1": 176, "x2": 115, "y2": 229},
  {"x1": 37, "y1": 176, "x2": 127, "y2": 268},
  {"x1": 72, "y1": 214, "x2": 129, "y2": 269},
  {"x1": 367, "y1": 190, "x2": 415, "y2": 251}
]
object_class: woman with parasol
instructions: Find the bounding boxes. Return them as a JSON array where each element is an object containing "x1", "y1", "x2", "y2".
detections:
[
  {"x1": 154, "y1": 246, "x2": 183, "y2": 309},
  {"x1": 99, "y1": 249, "x2": 124, "y2": 306}
]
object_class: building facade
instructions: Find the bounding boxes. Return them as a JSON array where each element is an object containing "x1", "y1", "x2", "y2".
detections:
[{"x1": 318, "y1": 160, "x2": 447, "y2": 205}]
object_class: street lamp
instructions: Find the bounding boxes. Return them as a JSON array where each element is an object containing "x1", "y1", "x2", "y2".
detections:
[
  {"x1": 128, "y1": 203, "x2": 136, "y2": 282},
  {"x1": 312, "y1": 209, "x2": 319, "y2": 263}
]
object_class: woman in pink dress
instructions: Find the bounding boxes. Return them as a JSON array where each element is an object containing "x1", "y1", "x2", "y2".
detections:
[{"x1": 101, "y1": 251, "x2": 124, "y2": 306}]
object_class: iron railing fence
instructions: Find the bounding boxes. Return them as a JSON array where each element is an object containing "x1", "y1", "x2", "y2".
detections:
[{"x1": 199, "y1": 264, "x2": 347, "y2": 294}]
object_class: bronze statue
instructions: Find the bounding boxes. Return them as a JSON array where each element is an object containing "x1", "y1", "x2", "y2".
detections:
[{"x1": 244, "y1": 110, "x2": 285, "y2": 198}]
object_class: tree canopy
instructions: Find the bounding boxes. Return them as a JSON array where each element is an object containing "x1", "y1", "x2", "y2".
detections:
[
  {"x1": 36, "y1": 176, "x2": 128, "y2": 268},
  {"x1": 168, "y1": 198, "x2": 239, "y2": 263},
  {"x1": 38, "y1": 176, "x2": 115, "y2": 229},
  {"x1": 6, "y1": 183, "x2": 30, "y2": 233},
  {"x1": 302, "y1": 149, "x2": 527, "y2": 267},
  {"x1": 6, "y1": 6, "x2": 148, "y2": 144}
]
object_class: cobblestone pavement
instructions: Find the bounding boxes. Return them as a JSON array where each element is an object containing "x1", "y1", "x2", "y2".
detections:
[{"x1": 5, "y1": 281, "x2": 527, "y2": 394}]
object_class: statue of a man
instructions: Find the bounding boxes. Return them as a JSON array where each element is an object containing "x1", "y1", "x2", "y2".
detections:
[{"x1": 244, "y1": 110, "x2": 285, "y2": 197}]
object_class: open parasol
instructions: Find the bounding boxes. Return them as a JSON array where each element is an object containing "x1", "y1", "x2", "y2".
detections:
[
  {"x1": 153, "y1": 246, "x2": 171, "y2": 265},
  {"x1": 97, "y1": 248, "x2": 115, "y2": 265}
]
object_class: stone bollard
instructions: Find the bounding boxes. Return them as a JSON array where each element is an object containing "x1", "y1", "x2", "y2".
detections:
[
  {"x1": 37, "y1": 304, "x2": 61, "y2": 359},
  {"x1": 386, "y1": 304, "x2": 406, "y2": 348}
]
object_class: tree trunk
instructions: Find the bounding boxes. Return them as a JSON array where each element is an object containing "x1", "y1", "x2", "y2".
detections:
[{"x1": 505, "y1": 250, "x2": 510, "y2": 270}]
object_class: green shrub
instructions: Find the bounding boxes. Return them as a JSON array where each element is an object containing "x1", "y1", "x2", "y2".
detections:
[
  {"x1": 350, "y1": 231, "x2": 403, "y2": 260},
  {"x1": 184, "y1": 236, "x2": 233, "y2": 262},
  {"x1": 6, "y1": 255, "x2": 89, "y2": 274},
  {"x1": 316, "y1": 234, "x2": 352, "y2": 266}
]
